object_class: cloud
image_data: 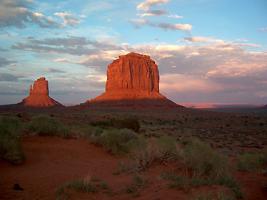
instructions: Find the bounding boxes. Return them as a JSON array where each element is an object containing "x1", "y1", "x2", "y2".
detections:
[
  {"x1": 206, "y1": 59, "x2": 267, "y2": 78},
  {"x1": 54, "y1": 12, "x2": 80, "y2": 26},
  {"x1": 7, "y1": 31, "x2": 267, "y2": 104},
  {"x1": 184, "y1": 36, "x2": 225, "y2": 43},
  {"x1": 138, "y1": 9, "x2": 168, "y2": 17},
  {"x1": 168, "y1": 14, "x2": 183, "y2": 19},
  {"x1": 12, "y1": 36, "x2": 122, "y2": 56},
  {"x1": 156, "y1": 22, "x2": 192, "y2": 31},
  {"x1": 0, "y1": 57, "x2": 16, "y2": 68},
  {"x1": 0, "y1": 0, "x2": 60, "y2": 28},
  {"x1": 259, "y1": 27, "x2": 267, "y2": 32},
  {"x1": 78, "y1": 50, "x2": 128, "y2": 71},
  {"x1": 48, "y1": 68, "x2": 66, "y2": 73},
  {"x1": 130, "y1": 18, "x2": 192, "y2": 31},
  {"x1": 137, "y1": 0, "x2": 169, "y2": 11},
  {"x1": 160, "y1": 74, "x2": 222, "y2": 93},
  {"x1": 0, "y1": 73, "x2": 22, "y2": 82},
  {"x1": 184, "y1": 36, "x2": 261, "y2": 49}
]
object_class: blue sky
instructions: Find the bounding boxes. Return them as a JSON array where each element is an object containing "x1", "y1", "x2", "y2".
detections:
[{"x1": 0, "y1": 0, "x2": 267, "y2": 105}]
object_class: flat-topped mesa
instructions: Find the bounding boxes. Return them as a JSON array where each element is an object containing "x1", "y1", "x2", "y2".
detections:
[
  {"x1": 105, "y1": 52, "x2": 159, "y2": 96},
  {"x1": 20, "y1": 77, "x2": 62, "y2": 107},
  {"x1": 86, "y1": 52, "x2": 177, "y2": 107}
]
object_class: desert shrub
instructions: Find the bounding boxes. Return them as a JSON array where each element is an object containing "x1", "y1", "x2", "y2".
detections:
[
  {"x1": 161, "y1": 171, "x2": 242, "y2": 199},
  {"x1": 178, "y1": 138, "x2": 242, "y2": 199},
  {"x1": 217, "y1": 175, "x2": 243, "y2": 199},
  {"x1": 0, "y1": 116, "x2": 25, "y2": 164},
  {"x1": 130, "y1": 140, "x2": 161, "y2": 171},
  {"x1": 71, "y1": 124, "x2": 103, "y2": 139},
  {"x1": 90, "y1": 128, "x2": 140, "y2": 154},
  {"x1": 125, "y1": 174, "x2": 147, "y2": 196},
  {"x1": 56, "y1": 177, "x2": 111, "y2": 200},
  {"x1": 128, "y1": 137, "x2": 178, "y2": 171},
  {"x1": 124, "y1": 136, "x2": 179, "y2": 172},
  {"x1": 192, "y1": 191, "x2": 235, "y2": 200},
  {"x1": 156, "y1": 136, "x2": 178, "y2": 161},
  {"x1": 56, "y1": 179, "x2": 97, "y2": 200},
  {"x1": 160, "y1": 172, "x2": 191, "y2": 190},
  {"x1": 28, "y1": 116, "x2": 70, "y2": 137},
  {"x1": 237, "y1": 152, "x2": 266, "y2": 172},
  {"x1": 91, "y1": 117, "x2": 140, "y2": 132},
  {"x1": 181, "y1": 137, "x2": 230, "y2": 178}
]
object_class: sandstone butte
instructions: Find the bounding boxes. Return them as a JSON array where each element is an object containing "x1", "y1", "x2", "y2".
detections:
[
  {"x1": 20, "y1": 77, "x2": 62, "y2": 107},
  {"x1": 86, "y1": 52, "x2": 178, "y2": 107}
]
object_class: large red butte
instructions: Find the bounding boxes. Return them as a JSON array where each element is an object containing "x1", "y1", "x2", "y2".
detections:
[{"x1": 87, "y1": 52, "x2": 177, "y2": 107}]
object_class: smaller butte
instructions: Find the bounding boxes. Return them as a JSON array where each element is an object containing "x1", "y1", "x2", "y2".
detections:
[{"x1": 20, "y1": 77, "x2": 62, "y2": 107}]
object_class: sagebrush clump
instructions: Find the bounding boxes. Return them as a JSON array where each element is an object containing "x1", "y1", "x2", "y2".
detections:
[
  {"x1": 27, "y1": 115, "x2": 70, "y2": 137},
  {"x1": 90, "y1": 128, "x2": 141, "y2": 154},
  {"x1": 91, "y1": 117, "x2": 140, "y2": 132},
  {"x1": 0, "y1": 116, "x2": 25, "y2": 164}
]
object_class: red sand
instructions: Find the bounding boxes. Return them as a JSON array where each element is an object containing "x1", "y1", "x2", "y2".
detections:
[{"x1": 0, "y1": 137, "x2": 266, "y2": 200}]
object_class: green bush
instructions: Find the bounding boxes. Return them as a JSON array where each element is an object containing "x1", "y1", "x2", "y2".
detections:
[
  {"x1": 160, "y1": 172, "x2": 190, "y2": 190},
  {"x1": 178, "y1": 138, "x2": 242, "y2": 199},
  {"x1": 156, "y1": 136, "x2": 178, "y2": 161},
  {"x1": 0, "y1": 116, "x2": 25, "y2": 164},
  {"x1": 192, "y1": 191, "x2": 235, "y2": 200},
  {"x1": 56, "y1": 179, "x2": 97, "y2": 200},
  {"x1": 56, "y1": 177, "x2": 112, "y2": 200},
  {"x1": 217, "y1": 175, "x2": 243, "y2": 199},
  {"x1": 128, "y1": 137, "x2": 178, "y2": 171},
  {"x1": 125, "y1": 174, "x2": 147, "y2": 196},
  {"x1": 91, "y1": 117, "x2": 140, "y2": 132},
  {"x1": 28, "y1": 116, "x2": 70, "y2": 137},
  {"x1": 90, "y1": 128, "x2": 140, "y2": 154},
  {"x1": 181, "y1": 138, "x2": 229, "y2": 178},
  {"x1": 237, "y1": 152, "x2": 266, "y2": 172},
  {"x1": 161, "y1": 171, "x2": 242, "y2": 199}
]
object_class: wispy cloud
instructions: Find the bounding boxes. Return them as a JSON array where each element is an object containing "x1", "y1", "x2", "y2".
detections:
[
  {"x1": 0, "y1": 73, "x2": 22, "y2": 82},
  {"x1": 0, "y1": 0, "x2": 60, "y2": 28},
  {"x1": 131, "y1": 18, "x2": 192, "y2": 31},
  {"x1": 54, "y1": 12, "x2": 80, "y2": 26},
  {"x1": 0, "y1": 0, "x2": 82, "y2": 29},
  {"x1": 138, "y1": 9, "x2": 168, "y2": 17},
  {"x1": 137, "y1": 0, "x2": 169, "y2": 11},
  {"x1": 168, "y1": 14, "x2": 183, "y2": 19},
  {"x1": 184, "y1": 36, "x2": 224, "y2": 43},
  {"x1": 12, "y1": 36, "x2": 122, "y2": 56},
  {"x1": 259, "y1": 27, "x2": 267, "y2": 32},
  {"x1": 0, "y1": 57, "x2": 16, "y2": 68}
]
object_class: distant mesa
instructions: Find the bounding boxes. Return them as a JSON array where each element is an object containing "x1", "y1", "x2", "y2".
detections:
[
  {"x1": 85, "y1": 52, "x2": 178, "y2": 108},
  {"x1": 20, "y1": 77, "x2": 62, "y2": 107}
]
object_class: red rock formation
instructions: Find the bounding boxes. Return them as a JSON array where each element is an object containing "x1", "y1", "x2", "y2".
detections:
[
  {"x1": 86, "y1": 52, "x2": 177, "y2": 107},
  {"x1": 21, "y1": 77, "x2": 61, "y2": 107}
]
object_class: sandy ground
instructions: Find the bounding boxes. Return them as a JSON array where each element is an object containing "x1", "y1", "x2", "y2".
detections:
[{"x1": 0, "y1": 136, "x2": 266, "y2": 200}]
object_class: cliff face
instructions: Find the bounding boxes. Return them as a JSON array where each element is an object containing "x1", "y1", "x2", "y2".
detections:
[
  {"x1": 106, "y1": 52, "x2": 159, "y2": 94},
  {"x1": 21, "y1": 77, "x2": 62, "y2": 107},
  {"x1": 87, "y1": 52, "x2": 177, "y2": 107}
]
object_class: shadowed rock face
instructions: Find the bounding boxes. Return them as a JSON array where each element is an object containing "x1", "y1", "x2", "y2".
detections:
[
  {"x1": 86, "y1": 52, "x2": 178, "y2": 107},
  {"x1": 20, "y1": 77, "x2": 61, "y2": 107}
]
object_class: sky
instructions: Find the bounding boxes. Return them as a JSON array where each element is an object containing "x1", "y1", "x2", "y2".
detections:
[{"x1": 0, "y1": 0, "x2": 267, "y2": 106}]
